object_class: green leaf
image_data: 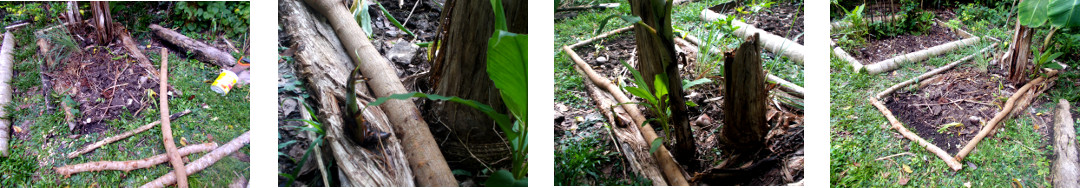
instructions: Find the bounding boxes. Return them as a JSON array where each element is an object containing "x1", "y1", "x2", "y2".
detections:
[
  {"x1": 485, "y1": 170, "x2": 527, "y2": 186},
  {"x1": 649, "y1": 137, "x2": 664, "y2": 154},
  {"x1": 489, "y1": 0, "x2": 507, "y2": 31},
  {"x1": 487, "y1": 31, "x2": 528, "y2": 124},
  {"x1": 452, "y1": 169, "x2": 472, "y2": 176},
  {"x1": 375, "y1": 1, "x2": 415, "y2": 37},
  {"x1": 1018, "y1": 0, "x2": 1051, "y2": 27},
  {"x1": 624, "y1": 86, "x2": 657, "y2": 105},
  {"x1": 682, "y1": 78, "x2": 712, "y2": 90},
  {"x1": 620, "y1": 61, "x2": 651, "y2": 94},
  {"x1": 354, "y1": 0, "x2": 373, "y2": 37},
  {"x1": 653, "y1": 74, "x2": 669, "y2": 105},
  {"x1": 595, "y1": 14, "x2": 642, "y2": 34},
  {"x1": 1049, "y1": 0, "x2": 1080, "y2": 27},
  {"x1": 279, "y1": 140, "x2": 297, "y2": 149}
]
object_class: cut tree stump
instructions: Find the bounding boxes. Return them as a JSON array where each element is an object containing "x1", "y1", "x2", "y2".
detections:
[
  {"x1": 281, "y1": 0, "x2": 413, "y2": 186},
  {"x1": 0, "y1": 32, "x2": 13, "y2": 157},
  {"x1": 149, "y1": 24, "x2": 237, "y2": 68},
  {"x1": 721, "y1": 33, "x2": 768, "y2": 153},
  {"x1": 1052, "y1": 99, "x2": 1079, "y2": 187}
]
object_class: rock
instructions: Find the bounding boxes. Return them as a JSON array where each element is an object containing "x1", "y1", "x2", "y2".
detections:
[
  {"x1": 387, "y1": 40, "x2": 420, "y2": 65},
  {"x1": 596, "y1": 56, "x2": 608, "y2": 62}
]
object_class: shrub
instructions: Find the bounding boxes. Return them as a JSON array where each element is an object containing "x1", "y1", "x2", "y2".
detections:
[{"x1": 171, "y1": 1, "x2": 249, "y2": 39}]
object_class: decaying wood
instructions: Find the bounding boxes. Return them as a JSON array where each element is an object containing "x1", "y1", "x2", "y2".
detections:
[
  {"x1": 118, "y1": 25, "x2": 170, "y2": 91},
  {"x1": 281, "y1": 0, "x2": 413, "y2": 186},
  {"x1": 955, "y1": 75, "x2": 1051, "y2": 161},
  {"x1": 566, "y1": 46, "x2": 690, "y2": 185},
  {"x1": 140, "y1": 131, "x2": 249, "y2": 188},
  {"x1": 578, "y1": 66, "x2": 667, "y2": 185},
  {"x1": 67, "y1": 110, "x2": 192, "y2": 159},
  {"x1": 149, "y1": 24, "x2": 237, "y2": 68},
  {"x1": 56, "y1": 142, "x2": 218, "y2": 177},
  {"x1": 1052, "y1": 99, "x2": 1080, "y2": 187},
  {"x1": 157, "y1": 49, "x2": 187, "y2": 188},
  {"x1": 865, "y1": 37, "x2": 981, "y2": 74},
  {"x1": 721, "y1": 33, "x2": 768, "y2": 153},
  {"x1": 876, "y1": 43, "x2": 998, "y2": 99},
  {"x1": 1002, "y1": 18, "x2": 1033, "y2": 84},
  {"x1": 303, "y1": 0, "x2": 456, "y2": 185},
  {"x1": 0, "y1": 32, "x2": 13, "y2": 157},
  {"x1": 701, "y1": 11, "x2": 804, "y2": 64},
  {"x1": 869, "y1": 98, "x2": 963, "y2": 170}
]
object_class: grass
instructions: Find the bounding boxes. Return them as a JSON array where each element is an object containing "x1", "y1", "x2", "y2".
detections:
[
  {"x1": 829, "y1": 4, "x2": 1074, "y2": 185},
  {"x1": 0, "y1": 3, "x2": 249, "y2": 187}
]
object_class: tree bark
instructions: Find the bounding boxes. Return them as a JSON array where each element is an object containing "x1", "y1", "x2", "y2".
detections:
[
  {"x1": 629, "y1": 0, "x2": 695, "y2": 166},
  {"x1": 149, "y1": 24, "x2": 238, "y2": 68},
  {"x1": 301, "y1": 0, "x2": 457, "y2": 185},
  {"x1": 579, "y1": 66, "x2": 667, "y2": 185},
  {"x1": 89, "y1": 2, "x2": 113, "y2": 46},
  {"x1": 281, "y1": 0, "x2": 414, "y2": 186},
  {"x1": 56, "y1": 142, "x2": 218, "y2": 177},
  {"x1": 1004, "y1": 17, "x2": 1033, "y2": 85},
  {"x1": 1052, "y1": 99, "x2": 1080, "y2": 187},
  {"x1": 721, "y1": 33, "x2": 768, "y2": 155}
]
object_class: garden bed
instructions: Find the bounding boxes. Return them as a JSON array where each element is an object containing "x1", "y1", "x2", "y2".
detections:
[
  {"x1": 852, "y1": 23, "x2": 960, "y2": 63},
  {"x1": 709, "y1": 1, "x2": 803, "y2": 44}
]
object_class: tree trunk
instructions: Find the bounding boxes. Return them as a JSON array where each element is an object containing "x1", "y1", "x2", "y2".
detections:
[
  {"x1": 429, "y1": 0, "x2": 526, "y2": 171},
  {"x1": 629, "y1": 0, "x2": 695, "y2": 166},
  {"x1": 149, "y1": 24, "x2": 238, "y2": 68},
  {"x1": 1004, "y1": 16, "x2": 1033, "y2": 85},
  {"x1": 89, "y1": 2, "x2": 113, "y2": 46},
  {"x1": 721, "y1": 33, "x2": 768, "y2": 156}
]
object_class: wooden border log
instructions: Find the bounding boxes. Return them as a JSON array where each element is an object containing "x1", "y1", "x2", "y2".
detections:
[
  {"x1": 0, "y1": 32, "x2": 12, "y2": 157},
  {"x1": 567, "y1": 26, "x2": 633, "y2": 49},
  {"x1": 303, "y1": 0, "x2": 456, "y2": 186},
  {"x1": 865, "y1": 37, "x2": 981, "y2": 74},
  {"x1": 67, "y1": 110, "x2": 193, "y2": 159},
  {"x1": 1052, "y1": 99, "x2": 1080, "y2": 187},
  {"x1": 157, "y1": 49, "x2": 187, "y2": 188},
  {"x1": 869, "y1": 98, "x2": 963, "y2": 170},
  {"x1": 577, "y1": 66, "x2": 667, "y2": 185},
  {"x1": 56, "y1": 142, "x2": 218, "y2": 177},
  {"x1": 767, "y1": 74, "x2": 803, "y2": 98},
  {"x1": 566, "y1": 46, "x2": 690, "y2": 185},
  {"x1": 701, "y1": 10, "x2": 804, "y2": 65},
  {"x1": 875, "y1": 43, "x2": 998, "y2": 99},
  {"x1": 281, "y1": 0, "x2": 413, "y2": 186},
  {"x1": 830, "y1": 42, "x2": 863, "y2": 72},
  {"x1": 140, "y1": 131, "x2": 250, "y2": 188},
  {"x1": 149, "y1": 24, "x2": 237, "y2": 68},
  {"x1": 955, "y1": 76, "x2": 1050, "y2": 161}
]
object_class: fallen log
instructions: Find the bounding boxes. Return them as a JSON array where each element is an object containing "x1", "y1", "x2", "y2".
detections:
[
  {"x1": 767, "y1": 74, "x2": 803, "y2": 98},
  {"x1": 1052, "y1": 99, "x2": 1080, "y2": 187},
  {"x1": 869, "y1": 98, "x2": 963, "y2": 170},
  {"x1": 157, "y1": 49, "x2": 188, "y2": 188},
  {"x1": 701, "y1": 10, "x2": 804, "y2": 65},
  {"x1": 865, "y1": 37, "x2": 981, "y2": 75},
  {"x1": 303, "y1": 0, "x2": 456, "y2": 185},
  {"x1": 0, "y1": 32, "x2": 14, "y2": 157},
  {"x1": 875, "y1": 43, "x2": 998, "y2": 99},
  {"x1": 955, "y1": 75, "x2": 1051, "y2": 161},
  {"x1": 281, "y1": 0, "x2": 413, "y2": 186},
  {"x1": 67, "y1": 110, "x2": 193, "y2": 159},
  {"x1": 140, "y1": 131, "x2": 250, "y2": 188},
  {"x1": 149, "y1": 24, "x2": 237, "y2": 68},
  {"x1": 830, "y1": 42, "x2": 863, "y2": 72},
  {"x1": 56, "y1": 142, "x2": 218, "y2": 177},
  {"x1": 577, "y1": 66, "x2": 667, "y2": 185},
  {"x1": 566, "y1": 46, "x2": 690, "y2": 185}
]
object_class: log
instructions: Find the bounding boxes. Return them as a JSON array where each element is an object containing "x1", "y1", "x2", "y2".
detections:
[
  {"x1": 830, "y1": 42, "x2": 863, "y2": 72},
  {"x1": 701, "y1": 10, "x2": 804, "y2": 64},
  {"x1": 865, "y1": 37, "x2": 981, "y2": 75},
  {"x1": 140, "y1": 131, "x2": 249, "y2": 188},
  {"x1": 118, "y1": 25, "x2": 169, "y2": 90},
  {"x1": 1052, "y1": 99, "x2": 1080, "y2": 187},
  {"x1": 0, "y1": 32, "x2": 12, "y2": 157},
  {"x1": 157, "y1": 49, "x2": 187, "y2": 188},
  {"x1": 67, "y1": 110, "x2": 193, "y2": 159},
  {"x1": 149, "y1": 24, "x2": 237, "y2": 68},
  {"x1": 302, "y1": 0, "x2": 456, "y2": 186},
  {"x1": 280, "y1": 0, "x2": 413, "y2": 186},
  {"x1": 875, "y1": 43, "x2": 998, "y2": 99},
  {"x1": 577, "y1": 66, "x2": 667, "y2": 185},
  {"x1": 56, "y1": 142, "x2": 218, "y2": 177},
  {"x1": 869, "y1": 98, "x2": 963, "y2": 170},
  {"x1": 721, "y1": 33, "x2": 768, "y2": 152},
  {"x1": 555, "y1": 3, "x2": 619, "y2": 12},
  {"x1": 955, "y1": 76, "x2": 1049, "y2": 161},
  {"x1": 767, "y1": 74, "x2": 803, "y2": 98},
  {"x1": 568, "y1": 26, "x2": 633, "y2": 49},
  {"x1": 566, "y1": 46, "x2": 690, "y2": 185}
]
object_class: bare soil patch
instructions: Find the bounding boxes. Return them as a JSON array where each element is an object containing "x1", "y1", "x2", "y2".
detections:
[
  {"x1": 711, "y1": 1, "x2": 804, "y2": 44},
  {"x1": 884, "y1": 67, "x2": 1007, "y2": 153},
  {"x1": 852, "y1": 24, "x2": 960, "y2": 64},
  {"x1": 45, "y1": 40, "x2": 155, "y2": 134}
]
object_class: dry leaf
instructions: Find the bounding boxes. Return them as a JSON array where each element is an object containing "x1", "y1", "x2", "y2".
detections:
[
  {"x1": 898, "y1": 176, "x2": 909, "y2": 185},
  {"x1": 902, "y1": 164, "x2": 912, "y2": 173}
]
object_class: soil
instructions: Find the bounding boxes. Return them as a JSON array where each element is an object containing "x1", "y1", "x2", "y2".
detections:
[
  {"x1": 369, "y1": 0, "x2": 442, "y2": 85},
  {"x1": 712, "y1": 1, "x2": 804, "y2": 44},
  {"x1": 45, "y1": 40, "x2": 156, "y2": 135},
  {"x1": 852, "y1": 23, "x2": 961, "y2": 64}
]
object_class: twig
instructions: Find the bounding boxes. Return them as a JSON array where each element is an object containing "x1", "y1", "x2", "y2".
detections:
[
  {"x1": 140, "y1": 131, "x2": 250, "y2": 188},
  {"x1": 876, "y1": 43, "x2": 998, "y2": 99},
  {"x1": 56, "y1": 143, "x2": 218, "y2": 177},
  {"x1": 66, "y1": 110, "x2": 192, "y2": 158},
  {"x1": 402, "y1": 0, "x2": 420, "y2": 29},
  {"x1": 158, "y1": 49, "x2": 188, "y2": 188},
  {"x1": 875, "y1": 152, "x2": 915, "y2": 161}
]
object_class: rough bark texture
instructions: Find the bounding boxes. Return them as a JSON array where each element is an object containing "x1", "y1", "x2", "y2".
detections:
[
  {"x1": 0, "y1": 32, "x2": 13, "y2": 157},
  {"x1": 429, "y1": 0, "x2": 526, "y2": 171},
  {"x1": 567, "y1": 46, "x2": 689, "y2": 185},
  {"x1": 67, "y1": 110, "x2": 192, "y2": 159},
  {"x1": 721, "y1": 33, "x2": 768, "y2": 154},
  {"x1": 579, "y1": 66, "x2": 667, "y2": 185},
  {"x1": 280, "y1": 0, "x2": 414, "y2": 186},
  {"x1": 1052, "y1": 99, "x2": 1080, "y2": 187},
  {"x1": 89, "y1": 2, "x2": 112, "y2": 46},
  {"x1": 56, "y1": 142, "x2": 218, "y2": 177},
  {"x1": 149, "y1": 24, "x2": 237, "y2": 68},
  {"x1": 140, "y1": 131, "x2": 249, "y2": 188},
  {"x1": 1004, "y1": 19, "x2": 1033, "y2": 85},
  {"x1": 157, "y1": 49, "x2": 188, "y2": 188},
  {"x1": 629, "y1": 0, "x2": 696, "y2": 166}
]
